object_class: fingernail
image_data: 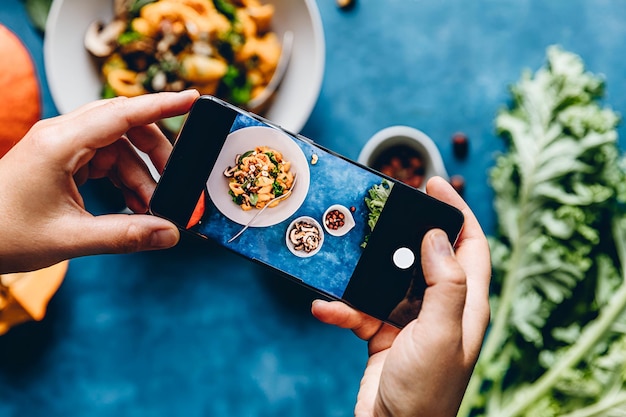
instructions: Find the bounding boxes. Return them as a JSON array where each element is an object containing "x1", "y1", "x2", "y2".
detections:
[
  {"x1": 179, "y1": 89, "x2": 199, "y2": 97},
  {"x1": 150, "y1": 228, "x2": 179, "y2": 249},
  {"x1": 430, "y1": 229, "x2": 454, "y2": 256}
]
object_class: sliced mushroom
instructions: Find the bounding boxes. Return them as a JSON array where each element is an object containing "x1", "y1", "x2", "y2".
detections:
[
  {"x1": 289, "y1": 228, "x2": 301, "y2": 244},
  {"x1": 303, "y1": 232, "x2": 320, "y2": 252},
  {"x1": 289, "y1": 221, "x2": 321, "y2": 253},
  {"x1": 223, "y1": 166, "x2": 238, "y2": 177},
  {"x1": 300, "y1": 225, "x2": 318, "y2": 234},
  {"x1": 84, "y1": 19, "x2": 126, "y2": 58}
]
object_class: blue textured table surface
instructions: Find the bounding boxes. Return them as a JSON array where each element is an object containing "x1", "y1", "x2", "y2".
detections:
[{"x1": 1, "y1": 1, "x2": 626, "y2": 416}]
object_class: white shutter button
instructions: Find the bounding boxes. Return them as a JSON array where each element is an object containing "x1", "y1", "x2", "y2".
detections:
[{"x1": 393, "y1": 247, "x2": 415, "y2": 270}]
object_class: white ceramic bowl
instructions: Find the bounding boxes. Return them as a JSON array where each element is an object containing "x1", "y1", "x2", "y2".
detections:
[
  {"x1": 322, "y1": 204, "x2": 355, "y2": 237},
  {"x1": 357, "y1": 126, "x2": 448, "y2": 191},
  {"x1": 44, "y1": 0, "x2": 325, "y2": 134},
  {"x1": 285, "y1": 216, "x2": 324, "y2": 257}
]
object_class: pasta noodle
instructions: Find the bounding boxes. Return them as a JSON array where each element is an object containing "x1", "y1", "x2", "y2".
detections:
[{"x1": 223, "y1": 146, "x2": 294, "y2": 211}]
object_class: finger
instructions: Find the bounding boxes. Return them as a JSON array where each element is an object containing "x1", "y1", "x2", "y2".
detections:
[
  {"x1": 425, "y1": 176, "x2": 488, "y2": 257},
  {"x1": 112, "y1": 138, "x2": 157, "y2": 207},
  {"x1": 311, "y1": 300, "x2": 400, "y2": 354},
  {"x1": 60, "y1": 213, "x2": 180, "y2": 256},
  {"x1": 425, "y1": 177, "x2": 491, "y2": 346},
  {"x1": 425, "y1": 176, "x2": 490, "y2": 296},
  {"x1": 127, "y1": 122, "x2": 173, "y2": 174},
  {"x1": 87, "y1": 138, "x2": 156, "y2": 211},
  {"x1": 311, "y1": 299, "x2": 383, "y2": 340},
  {"x1": 53, "y1": 90, "x2": 199, "y2": 162},
  {"x1": 354, "y1": 351, "x2": 387, "y2": 417},
  {"x1": 418, "y1": 229, "x2": 467, "y2": 333}
]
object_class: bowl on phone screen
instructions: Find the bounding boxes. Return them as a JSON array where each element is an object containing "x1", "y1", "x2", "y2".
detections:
[
  {"x1": 322, "y1": 204, "x2": 355, "y2": 237},
  {"x1": 44, "y1": 0, "x2": 325, "y2": 134},
  {"x1": 207, "y1": 126, "x2": 310, "y2": 227},
  {"x1": 285, "y1": 216, "x2": 324, "y2": 257}
]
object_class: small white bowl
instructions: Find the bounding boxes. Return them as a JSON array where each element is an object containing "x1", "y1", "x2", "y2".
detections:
[
  {"x1": 357, "y1": 126, "x2": 448, "y2": 191},
  {"x1": 322, "y1": 204, "x2": 356, "y2": 237},
  {"x1": 285, "y1": 216, "x2": 324, "y2": 257}
]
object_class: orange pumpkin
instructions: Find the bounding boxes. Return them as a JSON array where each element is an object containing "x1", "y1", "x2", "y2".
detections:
[
  {"x1": 0, "y1": 24, "x2": 66, "y2": 335},
  {"x1": 0, "y1": 24, "x2": 41, "y2": 158},
  {"x1": 0, "y1": 261, "x2": 69, "y2": 335}
]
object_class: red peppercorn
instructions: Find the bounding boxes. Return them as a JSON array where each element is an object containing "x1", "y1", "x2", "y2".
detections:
[
  {"x1": 452, "y1": 132, "x2": 469, "y2": 159},
  {"x1": 450, "y1": 175, "x2": 465, "y2": 196}
]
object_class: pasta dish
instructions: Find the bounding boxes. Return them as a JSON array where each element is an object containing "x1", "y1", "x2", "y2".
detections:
[
  {"x1": 223, "y1": 146, "x2": 294, "y2": 211},
  {"x1": 85, "y1": 0, "x2": 282, "y2": 109}
]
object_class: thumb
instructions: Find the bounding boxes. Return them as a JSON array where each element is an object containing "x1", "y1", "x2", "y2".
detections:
[
  {"x1": 66, "y1": 213, "x2": 180, "y2": 256},
  {"x1": 418, "y1": 228, "x2": 467, "y2": 331}
]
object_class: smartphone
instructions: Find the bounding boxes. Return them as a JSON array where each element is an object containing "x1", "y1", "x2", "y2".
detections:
[{"x1": 150, "y1": 95, "x2": 464, "y2": 328}]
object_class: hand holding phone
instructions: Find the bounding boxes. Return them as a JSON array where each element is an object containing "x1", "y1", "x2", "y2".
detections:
[
  {"x1": 312, "y1": 176, "x2": 492, "y2": 416},
  {"x1": 150, "y1": 96, "x2": 464, "y2": 328}
]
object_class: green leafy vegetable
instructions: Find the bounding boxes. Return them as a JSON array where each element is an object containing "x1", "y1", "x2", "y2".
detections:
[
  {"x1": 459, "y1": 46, "x2": 626, "y2": 417},
  {"x1": 361, "y1": 180, "x2": 393, "y2": 248},
  {"x1": 117, "y1": 31, "x2": 144, "y2": 46},
  {"x1": 229, "y1": 190, "x2": 243, "y2": 205},
  {"x1": 23, "y1": 0, "x2": 52, "y2": 33},
  {"x1": 101, "y1": 83, "x2": 117, "y2": 100},
  {"x1": 213, "y1": 0, "x2": 237, "y2": 21},
  {"x1": 159, "y1": 115, "x2": 186, "y2": 134},
  {"x1": 272, "y1": 181, "x2": 284, "y2": 197},
  {"x1": 129, "y1": 0, "x2": 157, "y2": 16},
  {"x1": 249, "y1": 193, "x2": 259, "y2": 206},
  {"x1": 218, "y1": 65, "x2": 252, "y2": 105}
]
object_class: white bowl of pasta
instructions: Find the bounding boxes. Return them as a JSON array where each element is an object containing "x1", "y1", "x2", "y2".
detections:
[
  {"x1": 44, "y1": 0, "x2": 325, "y2": 134},
  {"x1": 207, "y1": 126, "x2": 310, "y2": 227}
]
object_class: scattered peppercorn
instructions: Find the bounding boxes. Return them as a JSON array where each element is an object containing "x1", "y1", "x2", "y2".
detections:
[
  {"x1": 450, "y1": 175, "x2": 465, "y2": 196},
  {"x1": 336, "y1": 0, "x2": 356, "y2": 10},
  {"x1": 350, "y1": 206, "x2": 356, "y2": 212},
  {"x1": 452, "y1": 132, "x2": 469, "y2": 159}
]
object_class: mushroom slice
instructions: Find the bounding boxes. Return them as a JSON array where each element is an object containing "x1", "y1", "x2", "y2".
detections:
[
  {"x1": 223, "y1": 166, "x2": 237, "y2": 178},
  {"x1": 289, "y1": 228, "x2": 303, "y2": 244},
  {"x1": 85, "y1": 19, "x2": 126, "y2": 58}
]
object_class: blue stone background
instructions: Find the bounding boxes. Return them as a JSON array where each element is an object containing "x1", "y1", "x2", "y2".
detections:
[{"x1": 1, "y1": 0, "x2": 626, "y2": 416}]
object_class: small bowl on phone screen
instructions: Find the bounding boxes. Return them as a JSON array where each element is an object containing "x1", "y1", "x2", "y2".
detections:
[
  {"x1": 322, "y1": 204, "x2": 355, "y2": 237},
  {"x1": 285, "y1": 216, "x2": 324, "y2": 257}
]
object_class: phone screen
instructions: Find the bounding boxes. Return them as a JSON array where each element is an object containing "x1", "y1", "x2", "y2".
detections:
[{"x1": 151, "y1": 96, "x2": 464, "y2": 328}]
